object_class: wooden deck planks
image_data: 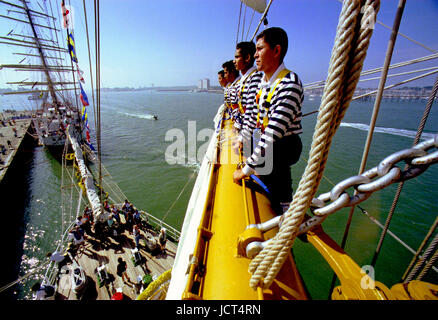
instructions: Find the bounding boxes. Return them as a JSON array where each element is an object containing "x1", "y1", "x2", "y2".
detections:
[{"x1": 56, "y1": 223, "x2": 177, "y2": 300}]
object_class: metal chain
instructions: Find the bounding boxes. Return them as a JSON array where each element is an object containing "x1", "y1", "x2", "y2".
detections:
[
  {"x1": 243, "y1": 135, "x2": 438, "y2": 252},
  {"x1": 309, "y1": 135, "x2": 437, "y2": 218}
]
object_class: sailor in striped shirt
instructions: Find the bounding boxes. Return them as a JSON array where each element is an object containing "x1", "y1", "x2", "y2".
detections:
[
  {"x1": 232, "y1": 41, "x2": 263, "y2": 132},
  {"x1": 222, "y1": 60, "x2": 241, "y2": 117},
  {"x1": 218, "y1": 69, "x2": 228, "y2": 88},
  {"x1": 233, "y1": 27, "x2": 303, "y2": 214}
]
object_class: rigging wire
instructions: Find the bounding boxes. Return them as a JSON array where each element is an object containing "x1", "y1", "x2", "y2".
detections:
[
  {"x1": 241, "y1": 2, "x2": 247, "y2": 42},
  {"x1": 250, "y1": 0, "x2": 274, "y2": 41},
  {"x1": 245, "y1": 8, "x2": 256, "y2": 41},
  {"x1": 338, "y1": 0, "x2": 407, "y2": 254},
  {"x1": 370, "y1": 73, "x2": 438, "y2": 268},
  {"x1": 305, "y1": 53, "x2": 438, "y2": 89},
  {"x1": 403, "y1": 217, "x2": 438, "y2": 281},
  {"x1": 376, "y1": 20, "x2": 437, "y2": 54},
  {"x1": 404, "y1": 221, "x2": 438, "y2": 281},
  {"x1": 94, "y1": 0, "x2": 103, "y2": 214},
  {"x1": 335, "y1": 0, "x2": 437, "y2": 54},
  {"x1": 161, "y1": 171, "x2": 197, "y2": 224},
  {"x1": 0, "y1": 262, "x2": 49, "y2": 294},
  {"x1": 359, "y1": 66, "x2": 438, "y2": 82},
  {"x1": 82, "y1": 0, "x2": 97, "y2": 132},
  {"x1": 352, "y1": 69, "x2": 438, "y2": 100},
  {"x1": 416, "y1": 239, "x2": 438, "y2": 280},
  {"x1": 236, "y1": 1, "x2": 243, "y2": 46},
  {"x1": 65, "y1": 0, "x2": 79, "y2": 114}
]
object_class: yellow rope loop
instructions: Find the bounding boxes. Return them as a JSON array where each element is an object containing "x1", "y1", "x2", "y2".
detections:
[
  {"x1": 136, "y1": 269, "x2": 172, "y2": 300},
  {"x1": 248, "y1": 0, "x2": 380, "y2": 290}
]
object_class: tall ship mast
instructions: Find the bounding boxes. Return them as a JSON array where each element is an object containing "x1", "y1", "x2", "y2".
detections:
[{"x1": 0, "y1": 0, "x2": 84, "y2": 159}]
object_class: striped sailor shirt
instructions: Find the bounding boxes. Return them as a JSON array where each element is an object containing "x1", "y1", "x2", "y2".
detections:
[
  {"x1": 241, "y1": 63, "x2": 304, "y2": 176},
  {"x1": 228, "y1": 75, "x2": 241, "y2": 109},
  {"x1": 223, "y1": 83, "x2": 232, "y2": 107},
  {"x1": 223, "y1": 76, "x2": 240, "y2": 119},
  {"x1": 233, "y1": 66, "x2": 263, "y2": 131}
]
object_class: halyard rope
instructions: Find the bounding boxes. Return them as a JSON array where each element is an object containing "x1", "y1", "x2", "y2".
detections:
[{"x1": 248, "y1": 0, "x2": 381, "y2": 290}]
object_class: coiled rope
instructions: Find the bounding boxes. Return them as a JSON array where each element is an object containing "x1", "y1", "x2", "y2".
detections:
[{"x1": 248, "y1": 0, "x2": 381, "y2": 290}]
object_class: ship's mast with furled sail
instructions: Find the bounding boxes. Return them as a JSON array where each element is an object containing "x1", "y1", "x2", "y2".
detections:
[
  {"x1": 0, "y1": 0, "x2": 76, "y2": 105},
  {"x1": 20, "y1": 0, "x2": 59, "y2": 109}
]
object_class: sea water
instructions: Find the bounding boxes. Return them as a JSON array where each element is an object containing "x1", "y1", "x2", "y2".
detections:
[{"x1": 1, "y1": 90, "x2": 437, "y2": 299}]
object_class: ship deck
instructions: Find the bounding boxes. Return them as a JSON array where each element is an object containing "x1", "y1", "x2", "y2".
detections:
[{"x1": 55, "y1": 218, "x2": 177, "y2": 300}]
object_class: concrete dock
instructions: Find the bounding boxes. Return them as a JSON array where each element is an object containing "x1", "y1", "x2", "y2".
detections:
[{"x1": 0, "y1": 110, "x2": 34, "y2": 184}]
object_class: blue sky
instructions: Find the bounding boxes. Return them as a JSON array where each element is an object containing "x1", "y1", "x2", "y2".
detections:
[{"x1": 1, "y1": 0, "x2": 438, "y2": 89}]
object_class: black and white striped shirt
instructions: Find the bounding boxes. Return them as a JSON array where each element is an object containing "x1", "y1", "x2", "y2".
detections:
[
  {"x1": 240, "y1": 63, "x2": 304, "y2": 175},
  {"x1": 227, "y1": 75, "x2": 241, "y2": 105},
  {"x1": 233, "y1": 66, "x2": 263, "y2": 131},
  {"x1": 224, "y1": 83, "x2": 232, "y2": 107}
]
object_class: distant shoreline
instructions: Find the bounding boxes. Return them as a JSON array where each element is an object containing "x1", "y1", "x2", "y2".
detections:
[{"x1": 1, "y1": 85, "x2": 433, "y2": 96}]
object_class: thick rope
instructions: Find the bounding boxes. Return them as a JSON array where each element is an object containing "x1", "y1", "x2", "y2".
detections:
[
  {"x1": 248, "y1": 0, "x2": 380, "y2": 290},
  {"x1": 405, "y1": 232, "x2": 438, "y2": 282}
]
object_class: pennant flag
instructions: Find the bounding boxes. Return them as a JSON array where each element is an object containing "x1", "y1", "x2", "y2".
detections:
[
  {"x1": 84, "y1": 123, "x2": 95, "y2": 151},
  {"x1": 61, "y1": 0, "x2": 70, "y2": 29},
  {"x1": 76, "y1": 63, "x2": 85, "y2": 83},
  {"x1": 86, "y1": 141, "x2": 96, "y2": 151},
  {"x1": 67, "y1": 33, "x2": 78, "y2": 63},
  {"x1": 79, "y1": 83, "x2": 89, "y2": 107}
]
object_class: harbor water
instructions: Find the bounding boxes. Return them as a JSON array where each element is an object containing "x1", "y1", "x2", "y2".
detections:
[{"x1": 1, "y1": 90, "x2": 437, "y2": 300}]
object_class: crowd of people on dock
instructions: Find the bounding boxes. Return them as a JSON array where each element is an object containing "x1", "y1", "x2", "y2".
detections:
[
  {"x1": 219, "y1": 27, "x2": 304, "y2": 215},
  {"x1": 0, "y1": 116, "x2": 21, "y2": 166}
]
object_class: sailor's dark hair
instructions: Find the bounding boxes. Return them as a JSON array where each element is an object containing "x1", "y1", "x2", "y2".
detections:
[
  {"x1": 236, "y1": 41, "x2": 256, "y2": 66},
  {"x1": 218, "y1": 70, "x2": 225, "y2": 77},
  {"x1": 222, "y1": 60, "x2": 239, "y2": 77},
  {"x1": 256, "y1": 27, "x2": 288, "y2": 63}
]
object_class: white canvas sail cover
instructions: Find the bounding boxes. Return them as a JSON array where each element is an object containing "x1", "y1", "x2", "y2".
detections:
[
  {"x1": 241, "y1": 0, "x2": 266, "y2": 13},
  {"x1": 67, "y1": 127, "x2": 108, "y2": 222}
]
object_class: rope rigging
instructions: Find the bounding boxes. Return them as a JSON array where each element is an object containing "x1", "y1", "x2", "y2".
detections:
[
  {"x1": 335, "y1": 0, "x2": 437, "y2": 54},
  {"x1": 161, "y1": 171, "x2": 197, "y2": 224},
  {"x1": 403, "y1": 216, "x2": 438, "y2": 281},
  {"x1": 339, "y1": 0, "x2": 406, "y2": 256}
]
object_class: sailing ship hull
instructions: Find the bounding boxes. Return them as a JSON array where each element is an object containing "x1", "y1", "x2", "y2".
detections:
[{"x1": 43, "y1": 135, "x2": 66, "y2": 159}]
